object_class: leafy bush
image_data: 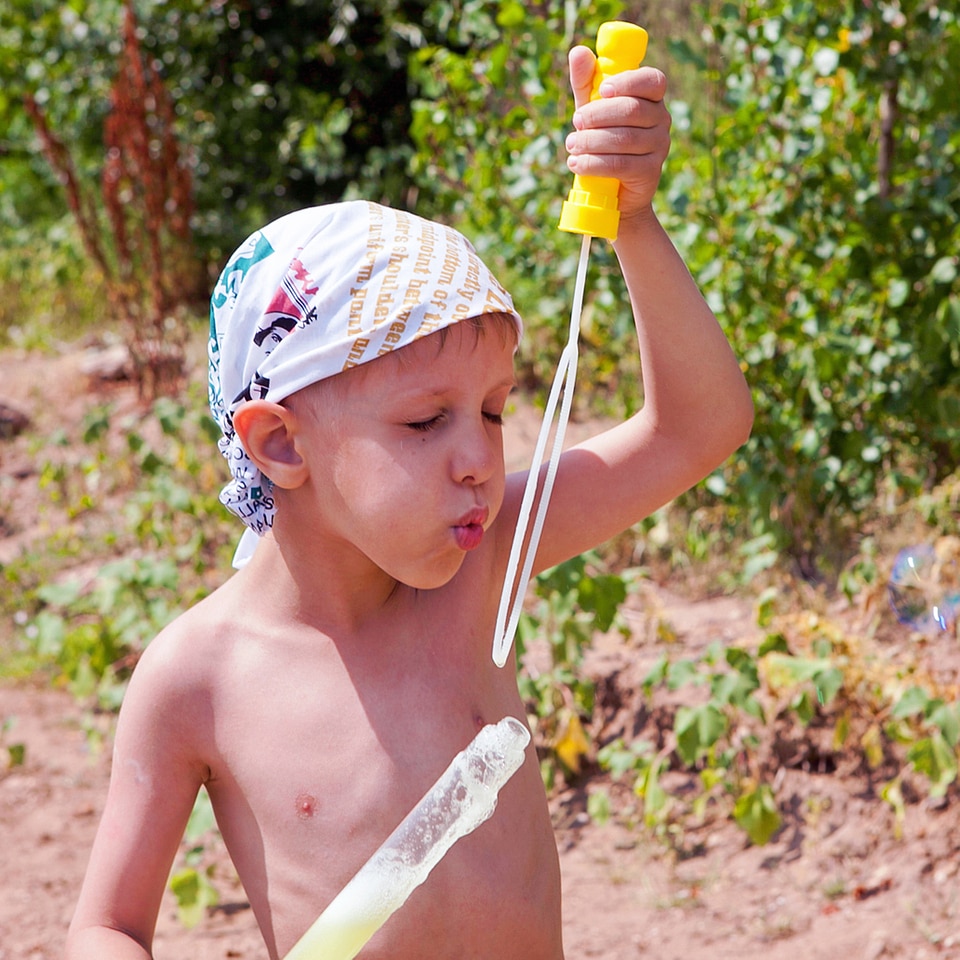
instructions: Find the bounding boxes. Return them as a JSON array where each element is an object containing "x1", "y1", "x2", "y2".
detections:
[
  {"x1": 660, "y1": 1, "x2": 960, "y2": 572},
  {"x1": 598, "y1": 593, "x2": 960, "y2": 847},
  {"x1": 516, "y1": 550, "x2": 631, "y2": 786},
  {"x1": 409, "y1": 0, "x2": 641, "y2": 401}
]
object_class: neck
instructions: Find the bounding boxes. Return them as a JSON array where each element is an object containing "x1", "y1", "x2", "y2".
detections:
[{"x1": 239, "y1": 529, "x2": 404, "y2": 636}]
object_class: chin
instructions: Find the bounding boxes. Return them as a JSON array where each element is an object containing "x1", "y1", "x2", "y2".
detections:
[{"x1": 397, "y1": 556, "x2": 465, "y2": 591}]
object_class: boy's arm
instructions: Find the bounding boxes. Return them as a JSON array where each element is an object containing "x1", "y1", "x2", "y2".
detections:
[
  {"x1": 515, "y1": 48, "x2": 753, "y2": 574},
  {"x1": 65, "y1": 635, "x2": 209, "y2": 958}
]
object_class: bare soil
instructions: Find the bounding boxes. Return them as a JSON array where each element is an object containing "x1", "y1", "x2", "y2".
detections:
[{"x1": 2, "y1": 343, "x2": 959, "y2": 959}]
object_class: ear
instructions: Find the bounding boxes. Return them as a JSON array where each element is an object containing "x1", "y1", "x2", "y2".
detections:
[{"x1": 232, "y1": 400, "x2": 309, "y2": 489}]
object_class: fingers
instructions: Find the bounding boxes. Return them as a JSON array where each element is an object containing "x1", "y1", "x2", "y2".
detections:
[
  {"x1": 563, "y1": 63, "x2": 671, "y2": 214},
  {"x1": 573, "y1": 65, "x2": 667, "y2": 128},
  {"x1": 564, "y1": 71, "x2": 670, "y2": 170},
  {"x1": 596, "y1": 66, "x2": 667, "y2": 104},
  {"x1": 567, "y1": 45, "x2": 598, "y2": 111},
  {"x1": 567, "y1": 96, "x2": 669, "y2": 147}
]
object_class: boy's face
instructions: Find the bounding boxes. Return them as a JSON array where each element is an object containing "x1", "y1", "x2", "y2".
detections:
[{"x1": 290, "y1": 321, "x2": 517, "y2": 590}]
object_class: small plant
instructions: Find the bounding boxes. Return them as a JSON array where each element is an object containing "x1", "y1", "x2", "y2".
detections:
[
  {"x1": 632, "y1": 639, "x2": 787, "y2": 846},
  {"x1": 516, "y1": 550, "x2": 631, "y2": 786},
  {"x1": 1, "y1": 716, "x2": 25, "y2": 770},
  {"x1": 597, "y1": 737, "x2": 671, "y2": 834},
  {"x1": 598, "y1": 584, "x2": 960, "y2": 848},
  {"x1": 17, "y1": 392, "x2": 233, "y2": 708},
  {"x1": 886, "y1": 686, "x2": 960, "y2": 799},
  {"x1": 169, "y1": 788, "x2": 221, "y2": 927},
  {"x1": 22, "y1": 0, "x2": 199, "y2": 397},
  {"x1": 28, "y1": 553, "x2": 180, "y2": 705}
]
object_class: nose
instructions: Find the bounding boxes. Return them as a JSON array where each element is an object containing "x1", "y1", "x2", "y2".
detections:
[{"x1": 451, "y1": 417, "x2": 500, "y2": 486}]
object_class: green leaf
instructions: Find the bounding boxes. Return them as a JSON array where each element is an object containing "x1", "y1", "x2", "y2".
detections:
[
  {"x1": 758, "y1": 631, "x2": 789, "y2": 656},
  {"x1": 36, "y1": 580, "x2": 83, "y2": 607},
  {"x1": 495, "y1": 1, "x2": 525, "y2": 28},
  {"x1": 184, "y1": 789, "x2": 217, "y2": 842},
  {"x1": 887, "y1": 277, "x2": 910, "y2": 307},
  {"x1": 763, "y1": 653, "x2": 843, "y2": 705},
  {"x1": 169, "y1": 865, "x2": 219, "y2": 929},
  {"x1": 642, "y1": 654, "x2": 668, "y2": 692},
  {"x1": 31, "y1": 611, "x2": 66, "y2": 658},
  {"x1": 666, "y1": 658, "x2": 702, "y2": 691},
  {"x1": 674, "y1": 703, "x2": 727, "y2": 766},
  {"x1": 586, "y1": 789, "x2": 610, "y2": 826},
  {"x1": 791, "y1": 689, "x2": 816, "y2": 725},
  {"x1": 734, "y1": 783, "x2": 781, "y2": 845},
  {"x1": 169, "y1": 869, "x2": 203, "y2": 928},
  {"x1": 891, "y1": 686, "x2": 931, "y2": 719},
  {"x1": 881, "y1": 778, "x2": 906, "y2": 838},
  {"x1": 930, "y1": 256, "x2": 958, "y2": 285},
  {"x1": 926, "y1": 702, "x2": 960, "y2": 749},
  {"x1": 636, "y1": 756, "x2": 669, "y2": 827},
  {"x1": 907, "y1": 732, "x2": 958, "y2": 797}
]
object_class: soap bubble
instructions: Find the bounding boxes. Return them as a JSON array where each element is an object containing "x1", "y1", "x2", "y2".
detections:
[{"x1": 887, "y1": 543, "x2": 960, "y2": 635}]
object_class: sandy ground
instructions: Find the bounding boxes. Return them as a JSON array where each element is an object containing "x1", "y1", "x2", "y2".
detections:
[
  {"x1": 2, "y1": 344, "x2": 960, "y2": 958},
  {"x1": 3, "y1": 600, "x2": 960, "y2": 959}
]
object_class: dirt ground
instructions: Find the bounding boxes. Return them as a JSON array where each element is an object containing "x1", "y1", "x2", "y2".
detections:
[{"x1": 2, "y1": 344, "x2": 960, "y2": 958}]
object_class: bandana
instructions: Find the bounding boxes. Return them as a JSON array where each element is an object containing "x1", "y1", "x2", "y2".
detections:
[{"x1": 208, "y1": 200, "x2": 523, "y2": 566}]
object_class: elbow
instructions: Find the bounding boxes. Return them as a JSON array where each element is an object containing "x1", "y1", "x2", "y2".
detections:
[
  {"x1": 730, "y1": 383, "x2": 755, "y2": 451},
  {"x1": 693, "y1": 383, "x2": 754, "y2": 475}
]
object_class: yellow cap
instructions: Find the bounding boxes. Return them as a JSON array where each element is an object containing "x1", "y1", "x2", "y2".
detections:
[{"x1": 558, "y1": 22, "x2": 649, "y2": 241}]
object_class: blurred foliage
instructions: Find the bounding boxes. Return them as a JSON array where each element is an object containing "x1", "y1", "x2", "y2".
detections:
[
  {"x1": 0, "y1": 0, "x2": 450, "y2": 268},
  {"x1": 4, "y1": 389, "x2": 233, "y2": 702},
  {"x1": 1, "y1": 0, "x2": 959, "y2": 567},
  {"x1": 660, "y1": 0, "x2": 960, "y2": 575},
  {"x1": 3, "y1": 0, "x2": 960, "y2": 858}
]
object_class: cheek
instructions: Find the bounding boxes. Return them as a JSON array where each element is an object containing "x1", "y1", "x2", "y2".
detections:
[
  {"x1": 488, "y1": 463, "x2": 507, "y2": 520},
  {"x1": 330, "y1": 439, "x2": 428, "y2": 519}
]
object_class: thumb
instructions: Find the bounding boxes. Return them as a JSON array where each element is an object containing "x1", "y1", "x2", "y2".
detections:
[{"x1": 568, "y1": 45, "x2": 597, "y2": 111}]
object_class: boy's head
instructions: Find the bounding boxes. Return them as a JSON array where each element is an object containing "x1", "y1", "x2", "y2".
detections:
[{"x1": 208, "y1": 201, "x2": 522, "y2": 562}]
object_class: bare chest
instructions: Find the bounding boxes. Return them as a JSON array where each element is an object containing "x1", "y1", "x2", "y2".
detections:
[{"x1": 201, "y1": 621, "x2": 560, "y2": 957}]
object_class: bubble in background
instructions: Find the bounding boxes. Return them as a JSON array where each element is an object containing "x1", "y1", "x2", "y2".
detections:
[{"x1": 888, "y1": 541, "x2": 960, "y2": 635}]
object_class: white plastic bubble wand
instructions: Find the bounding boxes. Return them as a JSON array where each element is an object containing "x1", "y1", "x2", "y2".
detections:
[{"x1": 492, "y1": 21, "x2": 650, "y2": 668}]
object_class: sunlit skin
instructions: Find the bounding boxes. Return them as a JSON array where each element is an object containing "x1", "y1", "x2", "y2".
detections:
[{"x1": 66, "y1": 47, "x2": 753, "y2": 960}]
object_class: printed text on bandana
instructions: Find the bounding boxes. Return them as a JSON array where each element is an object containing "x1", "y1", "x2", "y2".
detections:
[{"x1": 344, "y1": 205, "x2": 483, "y2": 368}]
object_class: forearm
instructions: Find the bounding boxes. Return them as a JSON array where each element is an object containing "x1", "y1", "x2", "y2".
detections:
[{"x1": 613, "y1": 207, "x2": 753, "y2": 471}]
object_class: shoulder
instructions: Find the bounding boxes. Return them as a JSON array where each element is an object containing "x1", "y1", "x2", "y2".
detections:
[
  {"x1": 132, "y1": 585, "x2": 236, "y2": 692},
  {"x1": 117, "y1": 580, "x2": 250, "y2": 764}
]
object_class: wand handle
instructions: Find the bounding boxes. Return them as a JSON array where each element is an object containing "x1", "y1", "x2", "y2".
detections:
[{"x1": 558, "y1": 21, "x2": 648, "y2": 241}]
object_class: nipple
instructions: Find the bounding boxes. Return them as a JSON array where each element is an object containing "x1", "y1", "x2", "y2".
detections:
[{"x1": 296, "y1": 792, "x2": 318, "y2": 820}]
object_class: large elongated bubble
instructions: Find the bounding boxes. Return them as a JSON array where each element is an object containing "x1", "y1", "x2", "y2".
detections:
[{"x1": 284, "y1": 716, "x2": 530, "y2": 960}]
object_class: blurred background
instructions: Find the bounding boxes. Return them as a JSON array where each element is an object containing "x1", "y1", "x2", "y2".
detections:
[{"x1": 2, "y1": 0, "x2": 960, "y2": 894}]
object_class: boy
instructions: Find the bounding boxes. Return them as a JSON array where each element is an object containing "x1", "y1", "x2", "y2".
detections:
[{"x1": 66, "y1": 44, "x2": 753, "y2": 959}]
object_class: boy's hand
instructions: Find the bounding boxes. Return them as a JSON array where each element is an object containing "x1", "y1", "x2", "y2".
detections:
[{"x1": 564, "y1": 45, "x2": 670, "y2": 223}]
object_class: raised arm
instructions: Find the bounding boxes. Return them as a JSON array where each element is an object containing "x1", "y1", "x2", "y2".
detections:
[{"x1": 515, "y1": 46, "x2": 753, "y2": 574}]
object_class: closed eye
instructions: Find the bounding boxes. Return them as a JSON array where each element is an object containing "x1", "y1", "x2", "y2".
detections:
[
  {"x1": 483, "y1": 411, "x2": 505, "y2": 427},
  {"x1": 406, "y1": 416, "x2": 443, "y2": 433}
]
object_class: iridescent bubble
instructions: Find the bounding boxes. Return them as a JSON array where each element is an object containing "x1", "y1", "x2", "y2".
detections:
[{"x1": 888, "y1": 543, "x2": 960, "y2": 635}]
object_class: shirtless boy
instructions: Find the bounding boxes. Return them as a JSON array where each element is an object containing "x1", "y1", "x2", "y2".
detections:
[{"x1": 66, "y1": 43, "x2": 753, "y2": 959}]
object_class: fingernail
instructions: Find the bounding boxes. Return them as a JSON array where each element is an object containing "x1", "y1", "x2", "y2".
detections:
[
  {"x1": 565, "y1": 133, "x2": 577, "y2": 152},
  {"x1": 599, "y1": 80, "x2": 615, "y2": 97},
  {"x1": 572, "y1": 110, "x2": 584, "y2": 130}
]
